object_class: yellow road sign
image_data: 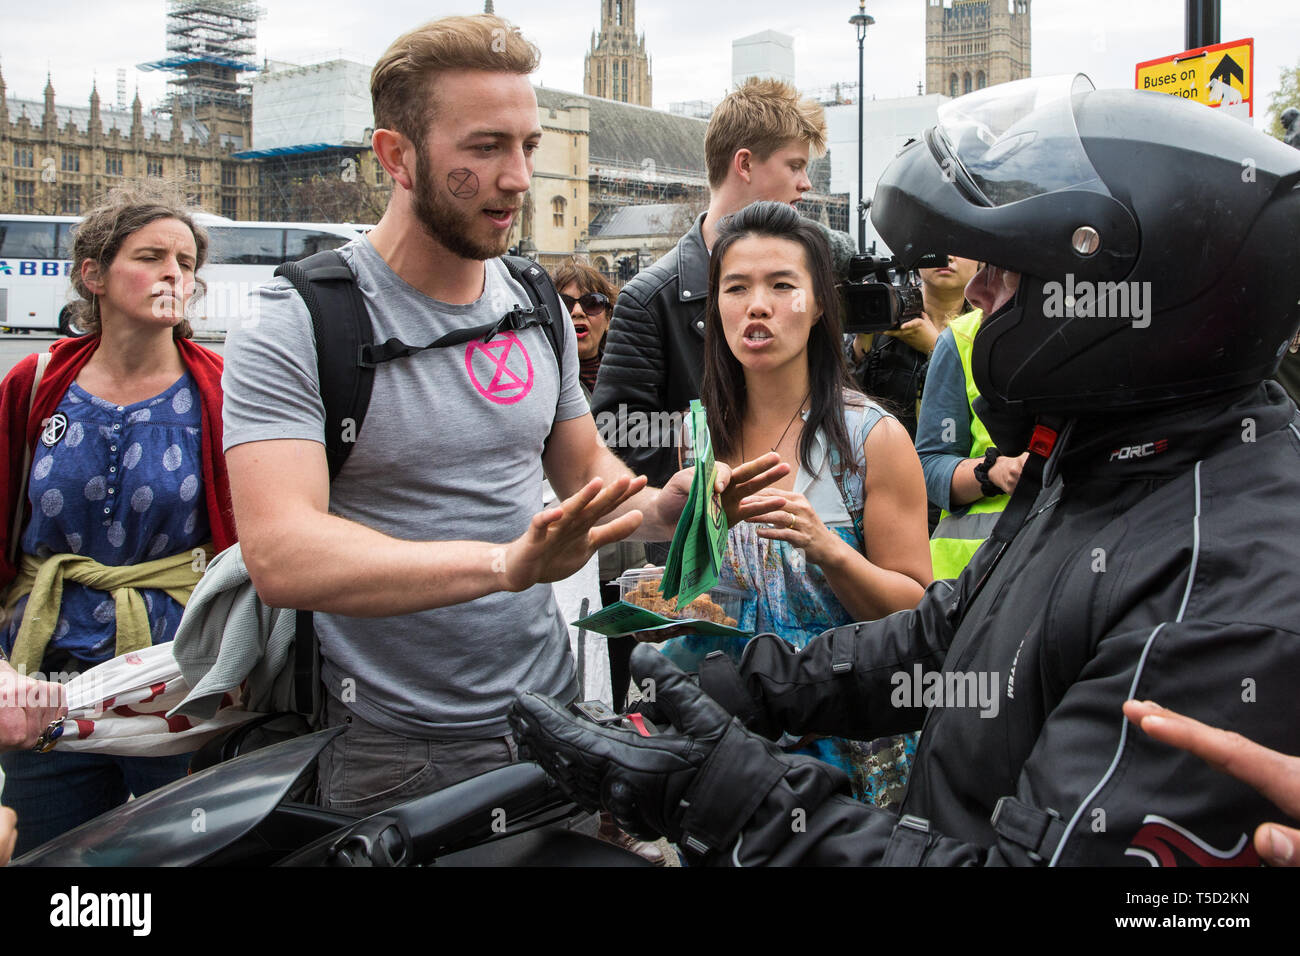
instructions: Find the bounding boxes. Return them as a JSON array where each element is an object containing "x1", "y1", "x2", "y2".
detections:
[{"x1": 1136, "y1": 38, "x2": 1254, "y2": 120}]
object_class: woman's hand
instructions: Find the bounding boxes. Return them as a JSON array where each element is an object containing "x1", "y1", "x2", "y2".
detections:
[
  {"x1": 988, "y1": 452, "x2": 1029, "y2": 495},
  {"x1": 750, "y1": 488, "x2": 848, "y2": 569},
  {"x1": 655, "y1": 452, "x2": 790, "y2": 532},
  {"x1": 0, "y1": 661, "x2": 67, "y2": 753},
  {"x1": 885, "y1": 314, "x2": 942, "y2": 355},
  {"x1": 719, "y1": 452, "x2": 790, "y2": 526}
]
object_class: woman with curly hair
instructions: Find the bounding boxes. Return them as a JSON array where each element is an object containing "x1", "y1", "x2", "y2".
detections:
[{"x1": 0, "y1": 182, "x2": 235, "y2": 856}]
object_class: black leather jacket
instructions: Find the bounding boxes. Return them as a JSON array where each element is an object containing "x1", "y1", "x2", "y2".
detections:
[
  {"x1": 591, "y1": 214, "x2": 710, "y2": 489},
  {"x1": 675, "y1": 383, "x2": 1300, "y2": 866}
]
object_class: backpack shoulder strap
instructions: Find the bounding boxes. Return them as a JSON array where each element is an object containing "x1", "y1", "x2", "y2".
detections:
[
  {"x1": 8, "y1": 351, "x2": 52, "y2": 566},
  {"x1": 501, "y1": 255, "x2": 564, "y2": 384},
  {"x1": 273, "y1": 250, "x2": 374, "y2": 483},
  {"x1": 273, "y1": 250, "x2": 370, "y2": 724}
]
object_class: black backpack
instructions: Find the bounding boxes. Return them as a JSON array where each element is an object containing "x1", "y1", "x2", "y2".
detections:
[{"x1": 271, "y1": 249, "x2": 567, "y2": 720}]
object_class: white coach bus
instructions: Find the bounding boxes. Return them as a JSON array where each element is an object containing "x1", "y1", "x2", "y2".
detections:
[{"x1": 0, "y1": 213, "x2": 364, "y2": 335}]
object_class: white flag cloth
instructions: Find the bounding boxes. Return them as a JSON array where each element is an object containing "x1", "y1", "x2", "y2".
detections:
[{"x1": 38, "y1": 642, "x2": 261, "y2": 756}]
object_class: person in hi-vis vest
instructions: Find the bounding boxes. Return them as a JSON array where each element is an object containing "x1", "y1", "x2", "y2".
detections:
[{"x1": 914, "y1": 298, "x2": 1028, "y2": 580}]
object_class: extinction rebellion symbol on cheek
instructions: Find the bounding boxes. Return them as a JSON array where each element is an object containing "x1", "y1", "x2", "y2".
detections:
[{"x1": 447, "y1": 168, "x2": 480, "y2": 199}]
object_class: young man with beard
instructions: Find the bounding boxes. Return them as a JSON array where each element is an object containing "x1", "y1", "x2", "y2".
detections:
[
  {"x1": 592, "y1": 79, "x2": 853, "y2": 533},
  {"x1": 220, "y1": 15, "x2": 786, "y2": 814}
]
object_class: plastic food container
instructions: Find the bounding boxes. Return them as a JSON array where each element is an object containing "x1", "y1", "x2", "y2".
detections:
[{"x1": 615, "y1": 566, "x2": 751, "y2": 628}]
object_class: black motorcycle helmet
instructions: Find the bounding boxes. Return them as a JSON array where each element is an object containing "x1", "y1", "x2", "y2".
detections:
[{"x1": 871, "y1": 75, "x2": 1300, "y2": 446}]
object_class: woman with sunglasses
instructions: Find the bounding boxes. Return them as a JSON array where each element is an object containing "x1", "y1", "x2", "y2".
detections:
[
  {"x1": 552, "y1": 262, "x2": 614, "y2": 395},
  {"x1": 668, "y1": 201, "x2": 932, "y2": 807}
]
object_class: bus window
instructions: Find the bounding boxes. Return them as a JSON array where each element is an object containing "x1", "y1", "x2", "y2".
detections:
[
  {"x1": 0, "y1": 221, "x2": 59, "y2": 259},
  {"x1": 56, "y1": 222, "x2": 79, "y2": 259},
  {"x1": 209, "y1": 226, "x2": 283, "y2": 266},
  {"x1": 284, "y1": 229, "x2": 350, "y2": 261}
]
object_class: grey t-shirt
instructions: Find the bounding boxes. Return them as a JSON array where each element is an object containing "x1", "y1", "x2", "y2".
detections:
[{"x1": 222, "y1": 237, "x2": 588, "y2": 739}]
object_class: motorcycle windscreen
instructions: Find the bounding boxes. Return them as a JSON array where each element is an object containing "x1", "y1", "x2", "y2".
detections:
[{"x1": 11, "y1": 727, "x2": 344, "y2": 867}]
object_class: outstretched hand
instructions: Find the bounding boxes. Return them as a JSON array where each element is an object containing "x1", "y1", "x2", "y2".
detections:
[
  {"x1": 720, "y1": 452, "x2": 791, "y2": 526},
  {"x1": 504, "y1": 475, "x2": 646, "y2": 591},
  {"x1": 1124, "y1": 699, "x2": 1300, "y2": 867},
  {"x1": 648, "y1": 452, "x2": 790, "y2": 539}
]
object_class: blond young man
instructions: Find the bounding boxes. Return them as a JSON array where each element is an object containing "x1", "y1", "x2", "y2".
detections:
[
  {"x1": 592, "y1": 79, "x2": 854, "y2": 499},
  {"x1": 220, "y1": 16, "x2": 786, "y2": 813}
]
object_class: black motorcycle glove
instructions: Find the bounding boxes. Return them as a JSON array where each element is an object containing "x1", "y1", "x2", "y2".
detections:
[
  {"x1": 508, "y1": 646, "x2": 732, "y2": 844},
  {"x1": 623, "y1": 642, "x2": 783, "y2": 739}
]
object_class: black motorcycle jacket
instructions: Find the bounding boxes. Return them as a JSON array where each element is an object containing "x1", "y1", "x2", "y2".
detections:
[
  {"x1": 674, "y1": 382, "x2": 1300, "y2": 866},
  {"x1": 591, "y1": 214, "x2": 711, "y2": 489}
]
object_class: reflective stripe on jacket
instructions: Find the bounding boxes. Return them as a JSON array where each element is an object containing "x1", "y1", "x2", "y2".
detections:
[{"x1": 930, "y1": 310, "x2": 1004, "y2": 580}]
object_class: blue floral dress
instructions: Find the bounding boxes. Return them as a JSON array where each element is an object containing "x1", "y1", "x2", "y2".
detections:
[
  {"x1": 660, "y1": 398, "x2": 920, "y2": 808},
  {"x1": 2, "y1": 372, "x2": 209, "y2": 665}
]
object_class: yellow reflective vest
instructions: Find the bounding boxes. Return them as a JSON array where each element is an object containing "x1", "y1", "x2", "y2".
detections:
[{"x1": 929, "y1": 310, "x2": 1008, "y2": 580}]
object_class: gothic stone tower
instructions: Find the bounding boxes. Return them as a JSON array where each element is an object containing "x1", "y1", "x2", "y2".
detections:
[
  {"x1": 584, "y1": 0, "x2": 653, "y2": 106},
  {"x1": 925, "y1": 0, "x2": 1031, "y2": 98}
]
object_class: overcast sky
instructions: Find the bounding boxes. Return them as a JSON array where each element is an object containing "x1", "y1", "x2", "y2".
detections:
[{"x1": 3, "y1": 1, "x2": 1297, "y2": 125}]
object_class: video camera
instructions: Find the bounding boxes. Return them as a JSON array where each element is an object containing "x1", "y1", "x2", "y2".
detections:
[{"x1": 839, "y1": 251, "x2": 950, "y2": 333}]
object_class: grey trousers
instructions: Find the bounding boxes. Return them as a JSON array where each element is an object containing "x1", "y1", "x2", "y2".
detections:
[{"x1": 316, "y1": 694, "x2": 519, "y2": 817}]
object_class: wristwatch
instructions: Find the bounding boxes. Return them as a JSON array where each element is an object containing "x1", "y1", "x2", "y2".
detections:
[{"x1": 972, "y1": 446, "x2": 1002, "y2": 498}]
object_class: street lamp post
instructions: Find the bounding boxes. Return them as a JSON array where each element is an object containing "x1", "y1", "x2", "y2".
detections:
[
  {"x1": 1185, "y1": 0, "x2": 1220, "y2": 50},
  {"x1": 849, "y1": 1, "x2": 875, "y2": 253}
]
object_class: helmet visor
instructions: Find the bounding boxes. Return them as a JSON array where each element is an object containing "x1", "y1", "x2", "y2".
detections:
[{"x1": 935, "y1": 74, "x2": 1105, "y2": 207}]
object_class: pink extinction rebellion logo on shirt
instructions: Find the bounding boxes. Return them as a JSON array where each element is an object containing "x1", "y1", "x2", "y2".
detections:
[{"x1": 465, "y1": 332, "x2": 534, "y2": 405}]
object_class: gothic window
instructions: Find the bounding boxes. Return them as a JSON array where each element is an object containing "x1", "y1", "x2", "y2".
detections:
[
  {"x1": 963, "y1": 72, "x2": 972, "y2": 94},
  {"x1": 187, "y1": 162, "x2": 201, "y2": 183},
  {"x1": 147, "y1": 159, "x2": 164, "y2": 177},
  {"x1": 221, "y1": 195, "x2": 238, "y2": 218},
  {"x1": 61, "y1": 151, "x2": 80, "y2": 172},
  {"x1": 13, "y1": 180, "x2": 35, "y2": 213},
  {"x1": 60, "y1": 183, "x2": 81, "y2": 215},
  {"x1": 552, "y1": 195, "x2": 566, "y2": 227},
  {"x1": 105, "y1": 152, "x2": 123, "y2": 176},
  {"x1": 950, "y1": 74, "x2": 959, "y2": 97},
  {"x1": 13, "y1": 147, "x2": 34, "y2": 168},
  {"x1": 977, "y1": 71, "x2": 986, "y2": 89},
  {"x1": 615, "y1": 0, "x2": 623, "y2": 27},
  {"x1": 222, "y1": 164, "x2": 238, "y2": 186}
]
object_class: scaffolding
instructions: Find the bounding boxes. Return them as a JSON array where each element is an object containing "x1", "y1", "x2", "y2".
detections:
[
  {"x1": 587, "y1": 154, "x2": 708, "y2": 231},
  {"x1": 139, "y1": 0, "x2": 262, "y2": 111}
]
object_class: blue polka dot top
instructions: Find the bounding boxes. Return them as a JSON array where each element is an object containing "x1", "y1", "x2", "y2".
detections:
[{"x1": 3, "y1": 372, "x2": 210, "y2": 666}]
